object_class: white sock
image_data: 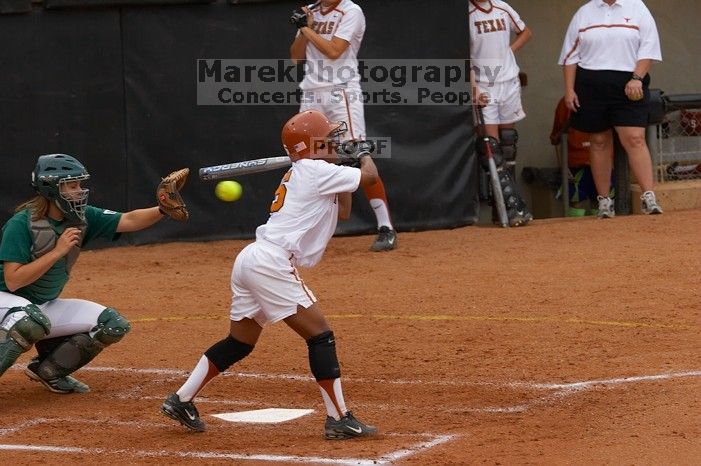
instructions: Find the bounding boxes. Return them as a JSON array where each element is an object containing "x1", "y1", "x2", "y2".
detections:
[
  {"x1": 176, "y1": 355, "x2": 219, "y2": 402},
  {"x1": 318, "y1": 378, "x2": 348, "y2": 420},
  {"x1": 369, "y1": 198, "x2": 393, "y2": 230}
]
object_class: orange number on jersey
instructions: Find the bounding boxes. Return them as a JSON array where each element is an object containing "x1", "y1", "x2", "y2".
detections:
[{"x1": 270, "y1": 170, "x2": 293, "y2": 213}]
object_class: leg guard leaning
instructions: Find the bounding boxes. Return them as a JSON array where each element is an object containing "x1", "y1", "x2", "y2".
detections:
[
  {"x1": 497, "y1": 168, "x2": 533, "y2": 227},
  {"x1": 307, "y1": 331, "x2": 341, "y2": 381},
  {"x1": 35, "y1": 307, "x2": 130, "y2": 380},
  {"x1": 476, "y1": 133, "x2": 531, "y2": 226},
  {"x1": 0, "y1": 305, "x2": 50, "y2": 377}
]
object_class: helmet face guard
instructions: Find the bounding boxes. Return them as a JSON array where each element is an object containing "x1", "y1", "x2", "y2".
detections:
[
  {"x1": 56, "y1": 174, "x2": 90, "y2": 223},
  {"x1": 32, "y1": 154, "x2": 90, "y2": 223}
]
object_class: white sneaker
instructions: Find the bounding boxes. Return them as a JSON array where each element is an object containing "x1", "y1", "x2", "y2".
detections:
[
  {"x1": 641, "y1": 191, "x2": 663, "y2": 215},
  {"x1": 597, "y1": 196, "x2": 615, "y2": 219}
]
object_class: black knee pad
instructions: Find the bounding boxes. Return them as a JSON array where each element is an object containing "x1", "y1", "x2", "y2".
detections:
[
  {"x1": 306, "y1": 330, "x2": 341, "y2": 381},
  {"x1": 204, "y1": 335, "x2": 254, "y2": 372},
  {"x1": 476, "y1": 136, "x2": 504, "y2": 170},
  {"x1": 498, "y1": 128, "x2": 518, "y2": 163}
]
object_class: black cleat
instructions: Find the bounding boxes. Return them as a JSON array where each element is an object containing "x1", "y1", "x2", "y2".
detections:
[
  {"x1": 325, "y1": 411, "x2": 378, "y2": 440},
  {"x1": 370, "y1": 226, "x2": 397, "y2": 252},
  {"x1": 161, "y1": 393, "x2": 206, "y2": 432}
]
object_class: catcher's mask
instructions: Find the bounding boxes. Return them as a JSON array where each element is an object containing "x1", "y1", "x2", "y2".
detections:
[
  {"x1": 281, "y1": 110, "x2": 347, "y2": 162},
  {"x1": 32, "y1": 154, "x2": 90, "y2": 224}
]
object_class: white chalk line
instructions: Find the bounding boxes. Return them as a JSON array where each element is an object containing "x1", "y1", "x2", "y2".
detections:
[
  {"x1": 0, "y1": 417, "x2": 455, "y2": 465},
  {"x1": 2, "y1": 371, "x2": 699, "y2": 463},
  {"x1": 13, "y1": 364, "x2": 700, "y2": 390}
]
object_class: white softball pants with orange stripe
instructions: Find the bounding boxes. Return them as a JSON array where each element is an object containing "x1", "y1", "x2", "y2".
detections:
[
  {"x1": 229, "y1": 240, "x2": 316, "y2": 327},
  {"x1": 300, "y1": 85, "x2": 366, "y2": 142}
]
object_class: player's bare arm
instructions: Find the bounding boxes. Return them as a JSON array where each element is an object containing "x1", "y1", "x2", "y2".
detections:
[
  {"x1": 300, "y1": 28, "x2": 350, "y2": 60},
  {"x1": 116, "y1": 207, "x2": 164, "y2": 233},
  {"x1": 510, "y1": 26, "x2": 532, "y2": 53},
  {"x1": 358, "y1": 155, "x2": 378, "y2": 187},
  {"x1": 563, "y1": 64, "x2": 579, "y2": 111},
  {"x1": 2, "y1": 227, "x2": 80, "y2": 291},
  {"x1": 290, "y1": 32, "x2": 309, "y2": 64},
  {"x1": 625, "y1": 59, "x2": 652, "y2": 100},
  {"x1": 337, "y1": 192, "x2": 352, "y2": 220}
]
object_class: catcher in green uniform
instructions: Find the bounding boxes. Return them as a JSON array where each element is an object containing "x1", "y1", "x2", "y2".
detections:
[{"x1": 0, "y1": 154, "x2": 188, "y2": 393}]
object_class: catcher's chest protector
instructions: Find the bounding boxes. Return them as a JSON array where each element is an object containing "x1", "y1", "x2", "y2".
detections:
[{"x1": 29, "y1": 218, "x2": 86, "y2": 273}]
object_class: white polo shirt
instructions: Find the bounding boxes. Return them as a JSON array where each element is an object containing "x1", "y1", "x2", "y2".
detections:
[
  {"x1": 559, "y1": 0, "x2": 662, "y2": 71},
  {"x1": 469, "y1": 0, "x2": 526, "y2": 83}
]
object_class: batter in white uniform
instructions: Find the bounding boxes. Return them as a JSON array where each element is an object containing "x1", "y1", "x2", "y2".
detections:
[{"x1": 161, "y1": 110, "x2": 380, "y2": 440}]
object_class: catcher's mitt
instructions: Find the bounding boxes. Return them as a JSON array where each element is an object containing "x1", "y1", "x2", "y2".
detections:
[{"x1": 157, "y1": 168, "x2": 189, "y2": 221}]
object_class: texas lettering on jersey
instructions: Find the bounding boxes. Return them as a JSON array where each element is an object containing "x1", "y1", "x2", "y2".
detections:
[
  {"x1": 474, "y1": 18, "x2": 508, "y2": 34},
  {"x1": 312, "y1": 20, "x2": 337, "y2": 36}
]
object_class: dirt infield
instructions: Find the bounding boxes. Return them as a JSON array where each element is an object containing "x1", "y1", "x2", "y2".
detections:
[{"x1": 1, "y1": 210, "x2": 700, "y2": 465}]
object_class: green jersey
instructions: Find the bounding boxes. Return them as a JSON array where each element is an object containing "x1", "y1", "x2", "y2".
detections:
[{"x1": 0, "y1": 206, "x2": 122, "y2": 304}]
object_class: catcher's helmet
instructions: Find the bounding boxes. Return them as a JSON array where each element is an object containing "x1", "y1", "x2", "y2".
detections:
[
  {"x1": 281, "y1": 110, "x2": 347, "y2": 161},
  {"x1": 32, "y1": 154, "x2": 90, "y2": 223}
]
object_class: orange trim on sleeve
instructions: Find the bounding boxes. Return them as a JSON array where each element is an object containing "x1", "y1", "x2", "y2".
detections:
[
  {"x1": 493, "y1": 6, "x2": 523, "y2": 33},
  {"x1": 564, "y1": 37, "x2": 580, "y2": 63}
]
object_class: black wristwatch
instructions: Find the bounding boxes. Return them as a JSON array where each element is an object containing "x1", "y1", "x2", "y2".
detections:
[{"x1": 631, "y1": 73, "x2": 644, "y2": 81}]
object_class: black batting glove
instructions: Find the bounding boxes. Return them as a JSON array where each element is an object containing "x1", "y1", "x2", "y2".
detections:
[{"x1": 290, "y1": 9, "x2": 308, "y2": 29}]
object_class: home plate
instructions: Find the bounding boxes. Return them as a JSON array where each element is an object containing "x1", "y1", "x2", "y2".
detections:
[{"x1": 212, "y1": 408, "x2": 315, "y2": 424}]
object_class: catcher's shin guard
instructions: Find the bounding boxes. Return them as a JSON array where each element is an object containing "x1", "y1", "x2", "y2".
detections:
[
  {"x1": 0, "y1": 305, "x2": 50, "y2": 377},
  {"x1": 497, "y1": 168, "x2": 532, "y2": 227},
  {"x1": 34, "y1": 308, "x2": 130, "y2": 380},
  {"x1": 499, "y1": 128, "x2": 518, "y2": 175}
]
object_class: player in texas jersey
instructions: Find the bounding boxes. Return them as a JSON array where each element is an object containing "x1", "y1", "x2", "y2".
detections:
[
  {"x1": 0, "y1": 154, "x2": 179, "y2": 394},
  {"x1": 289, "y1": 0, "x2": 398, "y2": 252},
  {"x1": 469, "y1": 0, "x2": 533, "y2": 226},
  {"x1": 161, "y1": 111, "x2": 379, "y2": 439},
  {"x1": 469, "y1": 0, "x2": 531, "y2": 135}
]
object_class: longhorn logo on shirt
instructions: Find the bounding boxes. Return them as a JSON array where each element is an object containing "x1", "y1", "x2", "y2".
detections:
[
  {"x1": 624, "y1": 17, "x2": 631, "y2": 22},
  {"x1": 474, "y1": 18, "x2": 507, "y2": 34}
]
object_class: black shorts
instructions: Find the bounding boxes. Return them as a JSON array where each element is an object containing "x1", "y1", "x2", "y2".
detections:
[{"x1": 570, "y1": 67, "x2": 651, "y2": 133}]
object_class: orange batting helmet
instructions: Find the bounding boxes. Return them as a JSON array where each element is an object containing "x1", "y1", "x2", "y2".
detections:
[{"x1": 281, "y1": 110, "x2": 347, "y2": 161}]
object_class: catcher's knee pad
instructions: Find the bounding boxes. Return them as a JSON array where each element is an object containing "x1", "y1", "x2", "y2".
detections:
[
  {"x1": 92, "y1": 308, "x2": 131, "y2": 346},
  {"x1": 2, "y1": 305, "x2": 50, "y2": 351},
  {"x1": 475, "y1": 136, "x2": 504, "y2": 170},
  {"x1": 204, "y1": 335, "x2": 254, "y2": 372},
  {"x1": 36, "y1": 332, "x2": 102, "y2": 380},
  {"x1": 306, "y1": 330, "x2": 341, "y2": 381},
  {"x1": 498, "y1": 128, "x2": 518, "y2": 164},
  {"x1": 0, "y1": 305, "x2": 50, "y2": 376}
]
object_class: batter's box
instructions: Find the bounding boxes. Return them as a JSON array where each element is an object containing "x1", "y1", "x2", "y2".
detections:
[{"x1": 0, "y1": 417, "x2": 457, "y2": 465}]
